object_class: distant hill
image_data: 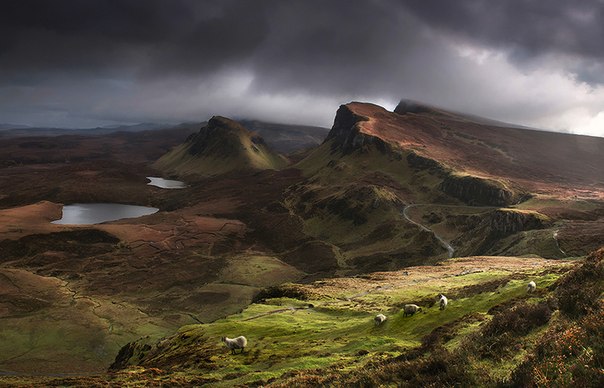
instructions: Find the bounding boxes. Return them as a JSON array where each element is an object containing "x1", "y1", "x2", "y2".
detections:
[
  {"x1": 0, "y1": 122, "x2": 187, "y2": 137},
  {"x1": 154, "y1": 116, "x2": 288, "y2": 176},
  {"x1": 0, "y1": 120, "x2": 329, "y2": 155},
  {"x1": 238, "y1": 120, "x2": 328, "y2": 154}
]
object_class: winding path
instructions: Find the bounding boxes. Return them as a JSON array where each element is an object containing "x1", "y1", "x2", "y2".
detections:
[
  {"x1": 401, "y1": 203, "x2": 496, "y2": 258},
  {"x1": 402, "y1": 204, "x2": 456, "y2": 258},
  {"x1": 553, "y1": 230, "x2": 567, "y2": 257}
]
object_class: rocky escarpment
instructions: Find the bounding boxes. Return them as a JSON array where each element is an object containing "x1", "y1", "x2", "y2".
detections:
[
  {"x1": 440, "y1": 174, "x2": 526, "y2": 207},
  {"x1": 486, "y1": 209, "x2": 547, "y2": 234},
  {"x1": 325, "y1": 104, "x2": 393, "y2": 154},
  {"x1": 453, "y1": 209, "x2": 550, "y2": 256},
  {"x1": 406, "y1": 151, "x2": 446, "y2": 174}
]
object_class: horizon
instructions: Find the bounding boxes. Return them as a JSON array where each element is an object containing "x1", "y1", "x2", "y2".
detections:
[
  {"x1": 6, "y1": 98, "x2": 604, "y2": 140},
  {"x1": 2, "y1": 1, "x2": 604, "y2": 137}
]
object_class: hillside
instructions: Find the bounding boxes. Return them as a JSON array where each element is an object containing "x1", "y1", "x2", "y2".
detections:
[
  {"x1": 348, "y1": 101, "x2": 603, "y2": 197},
  {"x1": 1, "y1": 101, "x2": 603, "y2": 383},
  {"x1": 155, "y1": 116, "x2": 288, "y2": 176},
  {"x1": 10, "y1": 249, "x2": 603, "y2": 386},
  {"x1": 285, "y1": 101, "x2": 604, "y2": 269}
]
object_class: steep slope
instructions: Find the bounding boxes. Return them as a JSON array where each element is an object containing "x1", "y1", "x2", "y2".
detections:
[
  {"x1": 155, "y1": 116, "x2": 288, "y2": 176},
  {"x1": 289, "y1": 101, "x2": 604, "y2": 263}
]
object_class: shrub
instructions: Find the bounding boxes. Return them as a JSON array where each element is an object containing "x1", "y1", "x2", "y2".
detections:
[{"x1": 555, "y1": 248, "x2": 604, "y2": 317}]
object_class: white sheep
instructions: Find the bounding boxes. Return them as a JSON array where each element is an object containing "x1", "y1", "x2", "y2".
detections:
[
  {"x1": 403, "y1": 304, "x2": 422, "y2": 317},
  {"x1": 374, "y1": 313, "x2": 387, "y2": 325},
  {"x1": 527, "y1": 281, "x2": 536, "y2": 293},
  {"x1": 221, "y1": 336, "x2": 248, "y2": 354},
  {"x1": 438, "y1": 294, "x2": 448, "y2": 310}
]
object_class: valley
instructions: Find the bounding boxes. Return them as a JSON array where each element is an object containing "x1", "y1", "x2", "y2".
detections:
[{"x1": 0, "y1": 102, "x2": 603, "y2": 386}]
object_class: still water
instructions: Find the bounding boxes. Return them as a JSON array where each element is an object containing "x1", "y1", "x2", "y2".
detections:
[
  {"x1": 52, "y1": 203, "x2": 159, "y2": 225},
  {"x1": 146, "y1": 176, "x2": 187, "y2": 189}
]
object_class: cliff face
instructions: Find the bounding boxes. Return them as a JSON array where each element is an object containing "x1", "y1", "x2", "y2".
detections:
[
  {"x1": 325, "y1": 105, "x2": 392, "y2": 154},
  {"x1": 440, "y1": 174, "x2": 524, "y2": 207},
  {"x1": 453, "y1": 209, "x2": 550, "y2": 256},
  {"x1": 487, "y1": 209, "x2": 546, "y2": 234}
]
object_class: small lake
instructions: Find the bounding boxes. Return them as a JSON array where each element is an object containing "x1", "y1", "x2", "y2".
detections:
[
  {"x1": 52, "y1": 203, "x2": 159, "y2": 225},
  {"x1": 146, "y1": 176, "x2": 187, "y2": 189}
]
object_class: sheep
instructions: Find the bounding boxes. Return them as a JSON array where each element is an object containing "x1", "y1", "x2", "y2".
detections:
[
  {"x1": 438, "y1": 294, "x2": 448, "y2": 310},
  {"x1": 221, "y1": 336, "x2": 248, "y2": 354},
  {"x1": 374, "y1": 313, "x2": 387, "y2": 326},
  {"x1": 403, "y1": 304, "x2": 422, "y2": 317},
  {"x1": 527, "y1": 281, "x2": 536, "y2": 293}
]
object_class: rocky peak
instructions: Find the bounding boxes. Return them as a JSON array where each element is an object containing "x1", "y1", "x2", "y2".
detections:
[
  {"x1": 324, "y1": 103, "x2": 391, "y2": 154},
  {"x1": 187, "y1": 116, "x2": 250, "y2": 157}
]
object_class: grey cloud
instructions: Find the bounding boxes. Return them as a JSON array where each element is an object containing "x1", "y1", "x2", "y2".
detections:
[
  {"x1": 399, "y1": 0, "x2": 604, "y2": 61},
  {"x1": 1, "y1": 0, "x2": 604, "y2": 136}
]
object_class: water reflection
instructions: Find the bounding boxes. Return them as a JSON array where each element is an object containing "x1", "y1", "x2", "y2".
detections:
[
  {"x1": 52, "y1": 203, "x2": 159, "y2": 225},
  {"x1": 146, "y1": 176, "x2": 187, "y2": 189}
]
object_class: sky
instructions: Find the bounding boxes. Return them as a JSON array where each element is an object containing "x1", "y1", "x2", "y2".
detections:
[{"x1": 2, "y1": 0, "x2": 604, "y2": 137}]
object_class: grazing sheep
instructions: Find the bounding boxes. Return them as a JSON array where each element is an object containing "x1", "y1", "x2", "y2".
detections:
[
  {"x1": 374, "y1": 313, "x2": 387, "y2": 326},
  {"x1": 438, "y1": 294, "x2": 448, "y2": 310},
  {"x1": 221, "y1": 336, "x2": 248, "y2": 354},
  {"x1": 527, "y1": 281, "x2": 536, "y2": 293},
  {"x1": 403, "y1": 304, "x2": 422, "y2": 317}
]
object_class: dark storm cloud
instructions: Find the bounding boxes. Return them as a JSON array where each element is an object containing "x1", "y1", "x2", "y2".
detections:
[
  {"x1": 399, "y1": 0, "x2": 604, "y2": 60},
  {"x1": 0, "y1": 0, "x2": 268, "y2": 77},
  {"x1": 1, "y1": 0, "x2": 604, "y2": 135}
]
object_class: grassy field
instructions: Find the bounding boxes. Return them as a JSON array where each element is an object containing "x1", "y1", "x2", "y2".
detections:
[{"x1": 97, "y1": 256, "x2": 572, "y2": 387}]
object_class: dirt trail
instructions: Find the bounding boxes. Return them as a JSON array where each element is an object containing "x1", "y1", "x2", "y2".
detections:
[
  {"x1": 402, "y1": 203, "x2": 500, "y2": 258},
  {"x1": 402, "y1": 204, "x2": 455, "y2": 257},
  {"x1": 553, "y1": 229, "x2": 567, "y2": 257}
]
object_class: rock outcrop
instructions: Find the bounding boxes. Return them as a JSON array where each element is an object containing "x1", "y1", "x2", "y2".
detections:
[
  {"x1": 452, "y1": 209, "x2": 550, "y2": 256},
  {"x1": 325, "y1": 104, "x2": 392, "y2": 154},
  {"x1": 440, "y1": 174, "x2": 523, "y2": 207}
]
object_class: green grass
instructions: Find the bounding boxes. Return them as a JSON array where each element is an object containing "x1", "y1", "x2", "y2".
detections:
[{"x1": 118, "y1": 264, "x2": 570, "y2": 387}]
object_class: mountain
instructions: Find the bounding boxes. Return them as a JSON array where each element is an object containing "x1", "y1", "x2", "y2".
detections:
[
  {"x1": 330, "y1": 101, "x2": 603, "y2": 196},
  {"x1": 154, "y1": 116, "x2": 288, "y2": 176},
  {"x1": 285, "y1": 101, "x2": 604, "y2": 269}
]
